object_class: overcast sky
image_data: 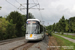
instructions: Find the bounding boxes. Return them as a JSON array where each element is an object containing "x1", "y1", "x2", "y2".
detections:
[{"x1": 0, "y1": 0, "x2": 75, "y2": 26}]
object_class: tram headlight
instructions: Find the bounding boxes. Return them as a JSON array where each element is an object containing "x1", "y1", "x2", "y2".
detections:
[
  {"x1": 26, "y1": 34, "x2": 28, "y2": 36},
  {"x1": 34, "y1": 37, "x2": 37, "y2": 39},
  {"x1": 26, "y1": 37, "x2": 28, "y2": 39},
  {"x1": 34, "y1": 35, "x2": 36, "y2": 36}
]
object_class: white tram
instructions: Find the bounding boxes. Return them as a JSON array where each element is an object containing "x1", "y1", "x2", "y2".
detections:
[{"x1": 25, "y1": 19, "x2": 45, "y2": 41}]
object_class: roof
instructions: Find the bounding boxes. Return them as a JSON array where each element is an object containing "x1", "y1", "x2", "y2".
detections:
[{"x1": 27, "y1": 19, "x2": 40, "y2": 22}]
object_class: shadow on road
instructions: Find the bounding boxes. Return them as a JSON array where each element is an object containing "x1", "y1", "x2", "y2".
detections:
[{"x1": 27, "y1": 40, "x2": 42, "y2": 43}]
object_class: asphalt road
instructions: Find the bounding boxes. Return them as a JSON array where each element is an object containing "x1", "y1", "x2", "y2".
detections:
[{"x1": 64, "y1": 33, "x2": 75, "y2": 35}]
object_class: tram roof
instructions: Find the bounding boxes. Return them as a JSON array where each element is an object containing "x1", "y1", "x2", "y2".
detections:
[{"x1": 27, "y1": 19, "x2": 40, "y2": 22}]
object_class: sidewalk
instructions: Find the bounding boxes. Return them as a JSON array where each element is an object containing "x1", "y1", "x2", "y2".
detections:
[{"x1": 54, "y1": 34, "x2": 75, "y2": 43}]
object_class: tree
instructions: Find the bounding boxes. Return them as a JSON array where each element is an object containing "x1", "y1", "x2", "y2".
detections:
[
  {"x1": 65, "y1": 19, "x2": 69, "y2": 32},
  {"x1": 0, "y1": 16, "x2": 2, "y2": 18},
  {"x1": 52, "y1": 23, "x2": 55, "y2": 32},
  {"x1": 0, "y1": 17, "x2": 9, "y2": 40},
  {"x1": 7, "y1": 11, "x2": 24, "y2": 37},
  {"x1": 28, "y1": 13, "x2": 35, "y2": 19},
  {"x1": 6, "y1": 19, "x2": 16, "y2": 39},
  {"x1": 59, "y1": 16, "x2": 66, "y2": 32},
  {"x1": 55, "y1": 23, "x2": 61, "y2": 32},
  {"x1": 69, "y1": 17, "x2": 75, "y2": 32},
  {"x1": 0, "y1": 6, "x2": 2, "y2": 10}
]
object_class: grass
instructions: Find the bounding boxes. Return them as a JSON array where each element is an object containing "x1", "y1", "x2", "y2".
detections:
[
  {"x1": 53, "y1": 34, "x2": 75, "y2": 50},
  {"x1": 56, "y1": 33, "x2": 75, "y2": 40}
]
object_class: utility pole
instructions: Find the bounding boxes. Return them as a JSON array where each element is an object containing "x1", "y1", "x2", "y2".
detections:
[
  {"x1": 27, "y1": 0, "x2": 29, "y2": 20},
  {"x1": 17, "y1": 0, "x2": 44, "y2": 20}
]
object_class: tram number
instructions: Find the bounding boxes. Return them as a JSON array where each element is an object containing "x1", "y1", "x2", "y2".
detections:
[{"x1": 30, "y1": 34, "x2": 32, "y2": 37}]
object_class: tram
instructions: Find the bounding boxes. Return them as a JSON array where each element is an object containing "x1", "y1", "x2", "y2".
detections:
[{"x1": 25, "y1": 19, "x2": 45, "y2": 41}]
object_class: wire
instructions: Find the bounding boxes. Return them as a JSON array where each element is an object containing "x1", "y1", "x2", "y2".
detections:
[
  {"x1": 29, "y1": 4, "x2": 39, "y2": 8},
  {"x1": 32, "y1": 0, "x2": 44, "y2": 25},
  {"x1": 37, "y1": 0, "x2": 44, "y2": 25},
  {"x1": 5, "y1": 0, "x2": 25, "y2": 14},
  {"x1": 15, "y1": 0, "x2": 25, "y2": 8},
  {"x1": 36, "y1": 0, "x2": 43, "y2": 20},
  {"x1": 32, "y1": 0, "x2": 44, "y2": 21},
  {"x1": 33, "y1": 0, "x2": 37, "y2": 4},
  {"x1": 15, "y1": 0, "x2": 20, "y2": 4},
  {"x1": 6, "y1": 0, "x2": 18, "y2": 8}
]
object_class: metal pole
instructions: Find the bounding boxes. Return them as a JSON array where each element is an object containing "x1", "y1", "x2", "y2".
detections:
[{"x1": 27, "y1": 0, "x2": 29, "y2": 20}]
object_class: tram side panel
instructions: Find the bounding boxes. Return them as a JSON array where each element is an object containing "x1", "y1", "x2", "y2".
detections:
[{"x1": 40, "y1": 25, "x2": 45, "y2": 39}]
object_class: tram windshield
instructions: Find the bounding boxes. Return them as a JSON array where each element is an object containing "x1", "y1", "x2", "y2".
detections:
[{"x1": 26, "y1": 21, "x2": 39, "y2": 34}]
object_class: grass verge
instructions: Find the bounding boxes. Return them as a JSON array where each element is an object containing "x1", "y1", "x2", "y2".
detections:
[
  {"x1": 56, "y1": 33, "x2": 75, "y2": 40},
  {"x1": 53, "y1": 34, "x2": 75, "y2": 50}
]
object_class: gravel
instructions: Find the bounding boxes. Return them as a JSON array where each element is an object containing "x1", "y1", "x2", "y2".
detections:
[
  {"x1": 27, "y1": 35, "x2": 49, "y2": 50},
  {"x1": 0, "y1": 39, "x2": 25, "y2": 50}
]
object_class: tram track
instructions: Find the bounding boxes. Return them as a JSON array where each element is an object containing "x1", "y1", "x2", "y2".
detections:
[
  {"x1": 0, "y1": 37, "x2": 24, "y2": 45},
  {"x1": 11, "y1": 41, "x2": 37, "y2": 50}
]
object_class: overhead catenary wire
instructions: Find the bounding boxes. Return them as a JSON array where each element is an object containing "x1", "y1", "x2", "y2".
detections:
[
  {"x1": 32, "y1": 0, "x2": 44, "y2": 25},
  {"x1": 15, "y1": 0, "x2": 20, "y2": 4},
  {"x1": 36, "y1": 0, "x2": 44, "y2": 21},
  {"x1": 6, "y1": 0, "x2": 18, "y2": 8},
  {"x1": 15, "y1": 0, "x2": 25, "y2": 9},
  {"x1": 5, "y1": 0, "x2": 25, "y2": 13}
]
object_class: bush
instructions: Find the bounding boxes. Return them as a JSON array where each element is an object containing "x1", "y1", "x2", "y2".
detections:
[
  {"x1": 6, "y1": 19, "x2": 17, "y2": 39},
  {"x1": 47, "y1": 30, "x2": 52, "y2": 36},
  {"x1": 61, "y1": 31, "x2": 64, "y2": 35}
]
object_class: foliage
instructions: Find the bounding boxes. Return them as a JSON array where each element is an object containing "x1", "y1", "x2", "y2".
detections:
[
  {"x1": 46, "y1": 16, "x2": 75, "y2": 34},
  {"x1": 61, "y1": 31, "x2": 64, "y2": 35},
  {"x1": 0, "y1": 6, "x2": 2, "y2": 10},
  {"x1": 7, "y1": 11, "x2": 24, "y2": 37},
  {"x1": 46, "y1": 30, "x2": 52, "y2": 36},
  {"x1": 69, "y1": 17, "x2": 75, "y2": 32},
  {"x1": 0, "y1": 11, "x2": 35, "y2": 40},
  {"x1": 65, "y1": 19, "x2": 69, "y2": 32},
  {"x1": 58, "y1": 16, "x2": 66, "y2": 32},
  {"x1": 0, "y1": 16, "x2": 2, "y2": 18},
  {"x1": 6, "y1": 19, "x2": 17, "y2": 39},
  {"x1": 0, "y1": 18, "x2": 9, "y2": 40},
  {"x1": 28, "y1": 13, "x2": 35, "y2": 19}
]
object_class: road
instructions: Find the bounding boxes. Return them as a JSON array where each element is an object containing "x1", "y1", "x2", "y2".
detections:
[{"x1": 64, "y1": 33, "x2": 75, "y2": 35}]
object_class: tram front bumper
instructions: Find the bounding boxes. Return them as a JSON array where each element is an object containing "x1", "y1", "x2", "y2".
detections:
[{"x1": 25, "y1": 37, "x2": 42, "y2": 41}]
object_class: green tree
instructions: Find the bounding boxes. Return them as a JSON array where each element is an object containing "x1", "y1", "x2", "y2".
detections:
[
  {"x1": 6, "y1": 19, "x2": 16, "y2": 39},
  {"x1": 0, "y1": 16, "x2": 2, "y2": 18},
  {"x1": 65, "y1": 19, "x2": 69, "y2": 32},
  {"x1": 7, "y1": 11, "x2": 24, "y2": 37},
  {"x1": 0, "y1": 6, "x2": 2, "y2": 10},
  {"x1": 55, "y1": 23, "x2": 61, "y2": 32},
  {"x1": 52, "y1": 23, "x2": 55, "y2": 32},
  {"x1": 69, "y1": 17, "x2": 75, "y2": 32},
  {"x1": 28, "y1": 13, "x2": 35, "y2": 19},
  {"x1": 59, "y1": 16, "x2": 66, "y2": 32},
  {"x1": 0, "y1": 17, "x2": 9, "y2": 40}
]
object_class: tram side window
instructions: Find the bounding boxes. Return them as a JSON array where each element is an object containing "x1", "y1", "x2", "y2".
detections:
[
  {"x1": 36, "y1": 24, "x2": 40, "y2": 34},
  {"x1": 40, "y1": 25, "x2": 43, "y2": 33}
]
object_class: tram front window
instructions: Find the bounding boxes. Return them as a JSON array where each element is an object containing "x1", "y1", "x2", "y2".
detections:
[{"x1": 26, "y1": 24, "x2": 39, "y2": 34}]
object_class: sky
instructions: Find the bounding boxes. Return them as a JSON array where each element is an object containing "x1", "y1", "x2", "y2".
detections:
[{"x1": 0, "y1": 0, "x2": 75, "y2": 26}]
